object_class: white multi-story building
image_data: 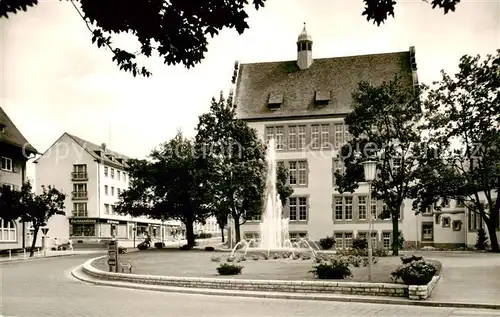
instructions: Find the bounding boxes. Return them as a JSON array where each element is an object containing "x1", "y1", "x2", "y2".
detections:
[
  {"x1": 229, "y1": 25, "x2": 500, "y2": 250},
  {"x1": 34, "y1": 133, "x2": 181, "y2": 248}
]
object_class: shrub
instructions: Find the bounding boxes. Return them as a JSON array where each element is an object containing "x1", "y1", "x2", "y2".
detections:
[
  {"x1": 309, "y1": 257, "x2": 352, "y2": 279},
  {"x1": 179, "y1": 244, "x2": 192, "y2": 250},
  {"x1": 475, "y1": 228, "x2": 489, "y2": 250},
  {"x1": 319, "y1": 236, "x2": 335, "y2": 250},
  {"x1": 374, "y1": 248, "x2": 389, "y2": 257},
  {"x1": 226, "y1": 255, "x2": 235, "y2": 262},
  {"x1": 204, "y1": 246, "x2": 215, "y2": 251},
  {"x1": 118, "y1": 246, "x2": 128, "y2": 254},
  {"x1": 272, "y1": 253, "x2": 280, "y2": 259},
  {"x1": 400, "y1": 255, "x2": 423, "y2": 264},
  {"x1": 137, "y1": 242, "x2": 149, "y2": 250},
  {"x1": 352, "y1": 238, "x2": 368, "y2": 250},
  {"x1": 251, "y1": 254, "x2": 259, "y2": 261},
  {"x1": 154, "y1": 242, "x2": 164, "y2": 249},
  {"x1": 217, "y1": 263, "x2": 243, "y2": 275},
  {"x1": 391, "y1": 260, "x2": 438, "y2": 285},
  {"x1": 301, "y1": 253, "x2": 312, "y2": 260}
]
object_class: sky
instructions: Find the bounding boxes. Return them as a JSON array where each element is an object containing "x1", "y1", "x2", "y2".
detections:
[{"x1": 1, "y1": 0, "x2": 499, "y2": 181}]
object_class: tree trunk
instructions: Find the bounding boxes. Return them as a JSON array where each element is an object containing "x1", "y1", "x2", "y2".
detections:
[
  {"x1": 29, "y1": 225, "x2": 39, "y2": 257},
  {"x1": 220, "y1": 226, "x2": 225, "y2": 243},
  {"x1": 184, "y1": 220, "x2": 195, "y2": 247},
  {"x1": 233, "y1": 214, "x2": 241, "y2": 243},
  {"x1": 391, "y1": 216, "x2": 400, "y2": 256},
  {"x1": 486, "y1": 220, "x2": 499, "y2": 252}
]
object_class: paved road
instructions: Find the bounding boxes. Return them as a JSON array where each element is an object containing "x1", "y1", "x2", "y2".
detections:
[{"x1": 1, "y1": 255, "x2": 498, "y2": 317}]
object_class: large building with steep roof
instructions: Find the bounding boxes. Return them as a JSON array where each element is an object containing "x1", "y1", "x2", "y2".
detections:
[
  {"x1": 230, "y1": 24, "x2": 427, "y2": 248},
  {"x1": 0, "y1": 106, "x2": 39, "y2": 250},
  {"x1": 34, "y1": 133, "x2": 181, "y2": 249}
]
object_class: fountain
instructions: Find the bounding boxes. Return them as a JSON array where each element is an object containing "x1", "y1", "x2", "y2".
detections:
[{"x1": 230, "y1": 138, "x2": 319, "y2": 259}]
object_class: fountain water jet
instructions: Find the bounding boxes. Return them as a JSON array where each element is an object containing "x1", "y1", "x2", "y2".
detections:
[{"x1": 230, "y1": 138, "x2": 317, "y2": 259}]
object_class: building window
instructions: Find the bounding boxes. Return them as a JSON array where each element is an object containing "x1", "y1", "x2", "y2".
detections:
[
  {"x1": 249, "y1": 214, "x2": 261, "y2": 221},
  {"x1": 72, "y1": 184, "x2": 87, "y2": 199},
  {"x1": 288, "y1": 126, "x2": 297, "y2": 150},
  {"x1": 70, "y1": 224, "x2": 95, "y2": 237},
  {"x1": 344, "y1": 233, "x2": 353, "y2": 249},
  {"x1": 111, "y1": 187, "x2": 115, "y2": 196},
  {"x1": 1, "y1": 157, "x2": 13, "y2": 171},
  {"x1": 110, "y1": 205, "x2": 115, "y2": 215},
  {"x1": 334, "y1": 124, "x2": 343, "y2": 148},
  {"x1": 383, "y1": 232, "x2": 391, "y2": 249},
  {"x1": 104, "y1": 204, "x2": 110, "y2": 215},
  {"x1": 442, "y1": 217, "x2": 451, "y2": 228},
  {"x1": 371, "y1": 198, "x2": 377, "y2": 219},
  {"x1": 289, "y1": 161, "x2": 297, "y2": 185},
  {"x1": 332, "y1": 158, "x2": 345, "y2": 186},
  {"x1": 443, "y1": 199, "x2": 450, "y2": 208},
  {"x1": 289, "y1": 232, "x2": 308, "y2": 241},
  {"x1": 244, "y1": 232, "x2": 260, "y2": 242},
  {"x1": 289, "y1": 160, "x2": 307, "y2": 186},
  {"x1": 371, "y1": 232, "x2": 378, "y2": 248},
  {"x1": 289, "y1": 197, "x2": 307, "y2": 221},
  {"x1": 344, "y1": 125, "x2": 351, "y2": 143},
  {"x1": 104, "y1": 166, "x2": 108, "y2": 177},
  {"x1": 311, "y1": 125, "x2": 320, "y2": 149},
  {"x1": 422, "y1": 223, "x2": 433, "y2": 241},
  {"x1": 275, "y1": 126, "x2": 284, "y2": 150},
  {"x1": 423, "y1": 206, "x2": 433, "y2": 215},
  {"x1": 335, "y1": 233, "x2": 343, "y2": 249},
  {"x1": 117, "y1": 188, "x2": 121, "y2": 196},
  {"x1": 111, "y1": 168, "x2": 115, "y2": 179},
  {"x1": 72, "y1": 203, "x2": 87, "y2": 217},
  {"x1": 392, "y1": 158, "x2": 401, "y2": 176},
  {"x1": 123, "y1": 173, "x2": 127, "y2": 182},
  {"x1": 0, "y1": 218, "x2": 16, "y2": 242},
  {"x1": 117, "y1": 171, "x2": 121, "y2": 180},
  {"x1": 358, "y1": 196, "x2": 367, "y2": 220},
  {"x1": 452, "y1": 220, "x2": 462, "y2": 231},
  {"x1": 344, "y1": 196, "x2": 353, "y2": 220},
  {"x1": 334, "y1": 196, "x2": 343, "y2": 220},
  {"x1": 104, "y1": 185, "x2": 108, "y2": 195},
  {"x1": 266, "y1": 126, "x2": 274, "y2": 145},
  {"x1": 456, "y1": 199, "x2": 465, "y2": 208},
  {"x1": 321, "y1": 124, "x2": 329, "y2": 148},
  {"x1": 298, "y1": 125, "x2": 306, "y2": 149}
]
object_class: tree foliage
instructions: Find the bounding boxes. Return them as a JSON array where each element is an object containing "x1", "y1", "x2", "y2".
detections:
[
  {"x1": 413, "y1": 50, "x2": 500, "y2": 252},
  {"x1": 335, "y1": 75, "x2": 424, "y2": 255},
  {"x1": 195, "y1": 94, "x2": 293, "y2": 243},
  {"x1": 1, "y1": 0, "x2": 461, "y2": 76},
  {"x1": 115, "y1": 130, "x2": 213, "y2": 247}
]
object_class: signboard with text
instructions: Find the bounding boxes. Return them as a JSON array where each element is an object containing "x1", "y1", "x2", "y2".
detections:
[{"x1": 108, "y1": 240, "x2": 119, "y2": 272}]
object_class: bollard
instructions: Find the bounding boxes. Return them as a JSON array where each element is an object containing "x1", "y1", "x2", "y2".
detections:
[
  {"x1": 23, "y1": 249, "x2": 27, "y2": 259},
  {"x1": 9, "y1": 249, "x2": 12, "y2": 260}
]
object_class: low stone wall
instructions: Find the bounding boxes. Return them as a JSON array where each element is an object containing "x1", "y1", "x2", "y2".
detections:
[
  {"x1": 83, "y1": 257, "x2": 407, "y2": 298},
  {"x1": 408, "y1": 275, "x2": 440, "y2": 300}
]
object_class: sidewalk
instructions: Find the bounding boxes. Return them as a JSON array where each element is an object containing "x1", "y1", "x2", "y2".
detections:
[{"x1": 0, "y1": 249, "x2": 106, "y2": 263}]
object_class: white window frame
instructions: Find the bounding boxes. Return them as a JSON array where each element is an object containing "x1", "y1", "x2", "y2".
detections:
[
  {"x1": 275, "y1": 126, "x2": 284, "y2": 150},
  {"x1": 298, "y1": 125, "x2": 306, "y2": 149},
  {"x1": 334, "y1": 124, "x2": 343, "y2": 148},
  {"x1": 72, "y1": 203, "x2": 88, "y2": 217},
  {"x1": 320, "y1": 124, "x2": 329, "y2": 148},
  {"x1": 288, "y1": 126, "x2": 297, "y2": 150},
  {"x1": 311, "y1": 125, "x2": 320, "y2": 149},
  {"x1": 358, "y1": 196, "x2": 367, "y2": 220},
  {"x1": 344, "y1": 196, "x2": 353, "y2": 220},
  {"x1": 1, "y1": 157, "x2": 13, "y2": 171},
  {"x1": 334, "y1": 196, "x2": 343, "y2": 220},
  {"x1": 0, "y1": 218, "x2": 17, "y2": 242}
]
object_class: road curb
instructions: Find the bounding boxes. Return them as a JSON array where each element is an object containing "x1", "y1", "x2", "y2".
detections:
[
  {"x1": 0, "y1": 253, "x2": 78, "y2": 263},
  {"x1": 72, "y1": 263, "x2": 500, "y2": 311}
]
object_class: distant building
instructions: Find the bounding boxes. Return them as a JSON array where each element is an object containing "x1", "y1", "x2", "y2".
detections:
[
  {"x1": 34, "y1": 133, "x2": 181, "y2": 248},
  {"x1": 0, "y1": 106, "x2": 39, "y2": 250}
]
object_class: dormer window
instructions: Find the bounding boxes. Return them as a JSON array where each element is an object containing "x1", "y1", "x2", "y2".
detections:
[
  {"x1": 268, "y1": 92, "x2": 283, "y2": 110},
  {"x1": 94, "y1": 150, "x2": 102, "y2": 157},
  {"x1": 315, "y1": 91, "x2": 330, "y2": 106},
  {"x1": 0, "y1": 124, "x2": 5, "y2": 133}
]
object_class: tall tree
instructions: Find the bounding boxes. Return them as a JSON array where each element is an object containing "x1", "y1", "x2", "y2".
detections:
[
  {"x1": 9, "y1": 183, "x2": 66, "y2": 257},
  {"x1": 335, "y1": 75, "x2": 424, "y2": 255},
  {"x1": 116, "y1": 131, "x2": 212, "y2": 247},
  {"x1": 1, "y1": 0, "x2": 460, "y2": 77},
  {"x1": 195, "y1": 94, "x2": 293, "y2": 243},
  {"x1": 413, "y1": 50, "x2": 500, "y2": 252}
]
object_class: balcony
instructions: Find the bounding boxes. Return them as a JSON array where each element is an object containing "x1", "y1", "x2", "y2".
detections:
[
  {"x1": 72, "y1": 172, "x2": 88, "y2": 181},
  {"x1": 72, "y1": 191, "x2": 88, "y2": 200}
]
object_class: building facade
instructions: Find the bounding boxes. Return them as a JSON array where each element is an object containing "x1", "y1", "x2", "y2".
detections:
[
  {"x1": 0, "y1": 106, "x2": 39, "y2": 250},
  {"x1": 230, "y1": 25, "x2": 496, "y2": 249},
  {"x1": 34, "y1": 133, "x2": 181, "y2": 248}
]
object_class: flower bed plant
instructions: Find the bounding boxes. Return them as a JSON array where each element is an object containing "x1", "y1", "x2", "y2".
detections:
[
  {"x1": 391, "y1": 259, "x2": 438, "y2": 285},
  {"x1": 217, "y1": 263, "x2": 244, "y2": 275},
  {"x1": 309, "y1": 257, "x2": 352, "y2": 279}
]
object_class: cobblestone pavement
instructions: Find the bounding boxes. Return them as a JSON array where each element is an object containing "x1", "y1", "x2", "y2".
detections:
[{"x1": 1, "y1": 255, "x2": 498, "y2": 317}]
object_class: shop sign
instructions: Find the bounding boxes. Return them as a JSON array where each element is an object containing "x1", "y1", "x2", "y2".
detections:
[{"x1": 70, "y1": 218, "x2": 96, "y2": 224}]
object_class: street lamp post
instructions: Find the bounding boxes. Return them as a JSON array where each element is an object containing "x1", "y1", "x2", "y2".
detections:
[{"x1": 362, "y1": 160, "x2": 377, "y2": 282}]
